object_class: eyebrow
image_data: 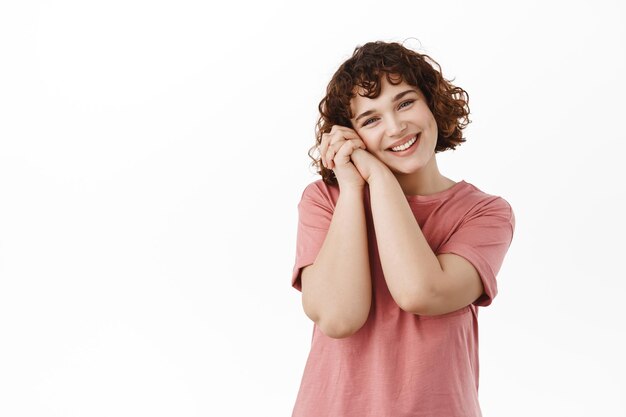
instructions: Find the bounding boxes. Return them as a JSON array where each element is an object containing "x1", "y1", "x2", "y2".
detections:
[{"x1": 353, "y1": 89, "x2": 419, "y2": 123}]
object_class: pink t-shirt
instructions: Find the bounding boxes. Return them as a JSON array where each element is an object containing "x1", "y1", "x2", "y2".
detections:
[{"x1": 291, "y1": 179, "x2": 515, "y2": 417}]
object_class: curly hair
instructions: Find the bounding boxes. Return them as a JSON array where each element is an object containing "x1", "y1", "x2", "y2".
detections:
[{"x1": 308, "y1": 41, "x2": 471, "y2": 185}]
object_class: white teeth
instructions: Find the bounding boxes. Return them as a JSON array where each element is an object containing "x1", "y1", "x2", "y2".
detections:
[{"x1": 391, "y1": 135, "x2": 417, "y2": 152}]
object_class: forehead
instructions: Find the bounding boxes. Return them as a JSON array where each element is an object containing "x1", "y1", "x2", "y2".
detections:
[{"x1": 350, "y1": 76, "x2": 418, "y2": 112}]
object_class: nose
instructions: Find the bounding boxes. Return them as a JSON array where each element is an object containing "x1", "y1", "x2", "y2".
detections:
[{"x1": 386, "y1": 114, "x2": 407, "y2": 137}]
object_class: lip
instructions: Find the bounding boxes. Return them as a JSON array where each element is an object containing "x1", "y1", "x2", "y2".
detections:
[
  {"x1": 386, "y1": 133, "x2": 420, "y2": 150},
  {"x1": 387, "y1": 132, "x2": 422, "y2": 156}
]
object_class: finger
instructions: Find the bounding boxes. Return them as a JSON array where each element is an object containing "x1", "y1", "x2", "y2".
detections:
[
  {"x1": 332, "y1": 139, "x2": 360, "y2": 168},
  {"x1": 328, "y1": 125, "x2": 362, "y2": 144},
  {"x1": 326, "y1": 141, "x2": 338, "y2": 170},
  {"x1": 353, "y1": 139, "x2": 366, "y2": 150},
  {"x1": 324, "y1": 127, "x2": 362, "y2": 169},
  {"x1": 330, "y1": 139, "x2": 362, "y2": 169},
  {"x1": 325, "y1": 136, "x2": 345, "y2": 169},
  {"x1": 321, "y1": 130, "x2": 347, "y2": 167},
  {"x1": 321, "y1": 131, "x2": 340, "y2": 168},
  {"x1": 330, "y1": 124, "x2": 358, "y2": 136},
  {"x1": 333, "y1": 139, "x2": 365, "y2": 157},
  {"x1": 326, "y1": 136, "x2": 347, "y2": 169},
  {"x1": 320, "y1": 132, "x2": 330, "y2": 168},
  {"x1": 326, "y1": 131, "x2": 363, "y2": 166}
]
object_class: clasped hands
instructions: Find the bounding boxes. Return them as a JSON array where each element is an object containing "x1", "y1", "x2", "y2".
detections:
[{"x1": 320, "y1": 125, "x2": 391, "y2": 189}]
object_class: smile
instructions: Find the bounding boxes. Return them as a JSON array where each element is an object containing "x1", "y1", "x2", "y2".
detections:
[{"x1": 389, "y1": 133, "x2": 419, "y2": 152}]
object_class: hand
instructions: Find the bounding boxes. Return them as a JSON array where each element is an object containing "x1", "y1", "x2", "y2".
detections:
[
  {"x1": 349, "y1": 148, "x2": 392, "y2": 184},
  {"x1": 320, "y1": 125, "x2": 367, "y2": 190}
]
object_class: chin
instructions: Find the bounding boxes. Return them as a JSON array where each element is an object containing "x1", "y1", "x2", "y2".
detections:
[
  {"x1": 389, "y1": 162, "x2": 424, "y2": 175},
  {"x1": 389, "y1": 168, "x2": 419, "y2": 177}
]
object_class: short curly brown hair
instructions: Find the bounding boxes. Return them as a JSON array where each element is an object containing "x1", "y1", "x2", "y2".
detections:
[{"x1": 308, "y1": 41, "x2": 471, "y2": 185}]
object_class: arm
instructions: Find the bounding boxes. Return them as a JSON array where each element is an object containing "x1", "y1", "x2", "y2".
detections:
[
  {"x1": 367, "y1": 169, "x2": 484, "y2": 316},
  {"x1": 301, "y1": 187, "x2": 372, "y2": 338}
]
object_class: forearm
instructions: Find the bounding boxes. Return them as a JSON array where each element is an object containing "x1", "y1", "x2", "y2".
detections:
[
  {"x1": 368, "y1": 170, "x2": 442, "y2": 311},
  {"x1": 301, "y1": 187, "x2": 372, "y2": 338}
]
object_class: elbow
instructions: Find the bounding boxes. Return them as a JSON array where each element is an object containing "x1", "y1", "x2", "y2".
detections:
[
  {"x1": 302, "y1": 292, "x2": 371, "y2": 339},
  {"x1": 399, "y1": 300, "x2": 429, "y2": 316},
  {"x1": 302, "y1": 305, "x2": 365, "y2": 339},
  {"x1": 318, "y1": 317, "x2": 366, "y2": 339},
  {"x1": 396, "y1": 287, "x2": 433, "y2": 316}
]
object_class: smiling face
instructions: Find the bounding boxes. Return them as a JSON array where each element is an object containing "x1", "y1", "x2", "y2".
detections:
[{"x1": 349, "y1": 75, "x2": 439, "y2": 177}]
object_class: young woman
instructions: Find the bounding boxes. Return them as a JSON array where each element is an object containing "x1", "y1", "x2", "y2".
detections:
[{"x1": 291, "y1": 41, "x2": 515, "y2": 417}]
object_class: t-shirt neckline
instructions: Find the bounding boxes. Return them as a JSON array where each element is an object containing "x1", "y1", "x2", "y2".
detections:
[{"x1": 404, "y1": 179, "x2": 468, "y2": 202}]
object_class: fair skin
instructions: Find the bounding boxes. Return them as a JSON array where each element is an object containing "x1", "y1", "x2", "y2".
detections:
[
  {"x1": 299, "y1": 127, "x2": 371, "y2": 338},
  {"x1": 317, "y1": 75, "x2": 484, "y2": 318}
]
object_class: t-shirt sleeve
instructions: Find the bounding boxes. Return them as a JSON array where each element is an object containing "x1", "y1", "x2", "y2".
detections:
[
  {"x1": 436, "y1": 197, "x2": 515, "y2": 307},
  {"x1": 291, "y1": 182, "x2": 335, "y2": 292}
]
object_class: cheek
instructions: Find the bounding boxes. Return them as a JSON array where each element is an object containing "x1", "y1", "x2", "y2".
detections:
[
  {"x1": 426, "y1": 111, "x2": 438, "y2": 131},
  {"x1": 363, "y1": 138, "x2": 380, "y2": 152},
  {"x1": 358, "y1": 131, "x2": 383, "y2": 151},
  {"x1": 415, "y1": 104, "x2": 437, "y2": 128},
  {"x1": 430, "y1": 115, "x2": 438, "y2": 131}
]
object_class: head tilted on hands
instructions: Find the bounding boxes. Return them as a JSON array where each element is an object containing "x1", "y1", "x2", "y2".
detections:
[{"x1": 310, "y1": 41, "x2": 471, "y2": 185}]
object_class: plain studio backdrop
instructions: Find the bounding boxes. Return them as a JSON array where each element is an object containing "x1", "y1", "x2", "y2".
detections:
[{"x1": 1, "y1": 0, "x2": 625, "y2": 416}]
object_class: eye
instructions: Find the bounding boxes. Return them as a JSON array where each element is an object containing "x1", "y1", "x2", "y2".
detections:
[
  {"x1": 362, "y1": 117, "x2": 379, "y2": 127},
  {"x1": 398, "y1": 100, "x2": 415, "y2": 109}
]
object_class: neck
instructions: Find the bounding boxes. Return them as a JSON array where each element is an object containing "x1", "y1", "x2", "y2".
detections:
[{"x1": 393, "y1": 155, "x2": 455, "y2": 196}]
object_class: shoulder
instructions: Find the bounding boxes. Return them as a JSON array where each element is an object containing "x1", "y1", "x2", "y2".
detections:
[
  {"x1": 457, "y1": 181, "x2": 515, "y2": 227},
  {"x1": 466, "y1": 183, "x2": 515, "y2": 228},
  {"x1": 298, "y1": 179, "x2": 341, "y2": 208}
]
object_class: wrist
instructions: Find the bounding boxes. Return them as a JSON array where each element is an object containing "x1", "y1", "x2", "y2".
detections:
[
  {"x1": 366, "y1": 165, "x2": 394, "y2": 186},
  {"x1": 337, "y1": 184, "x2": 365, "y2": 196}
]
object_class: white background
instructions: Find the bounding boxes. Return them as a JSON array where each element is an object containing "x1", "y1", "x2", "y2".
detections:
[{"x1": 1, "y1": 0, "x2": 625, "y2": 416}]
